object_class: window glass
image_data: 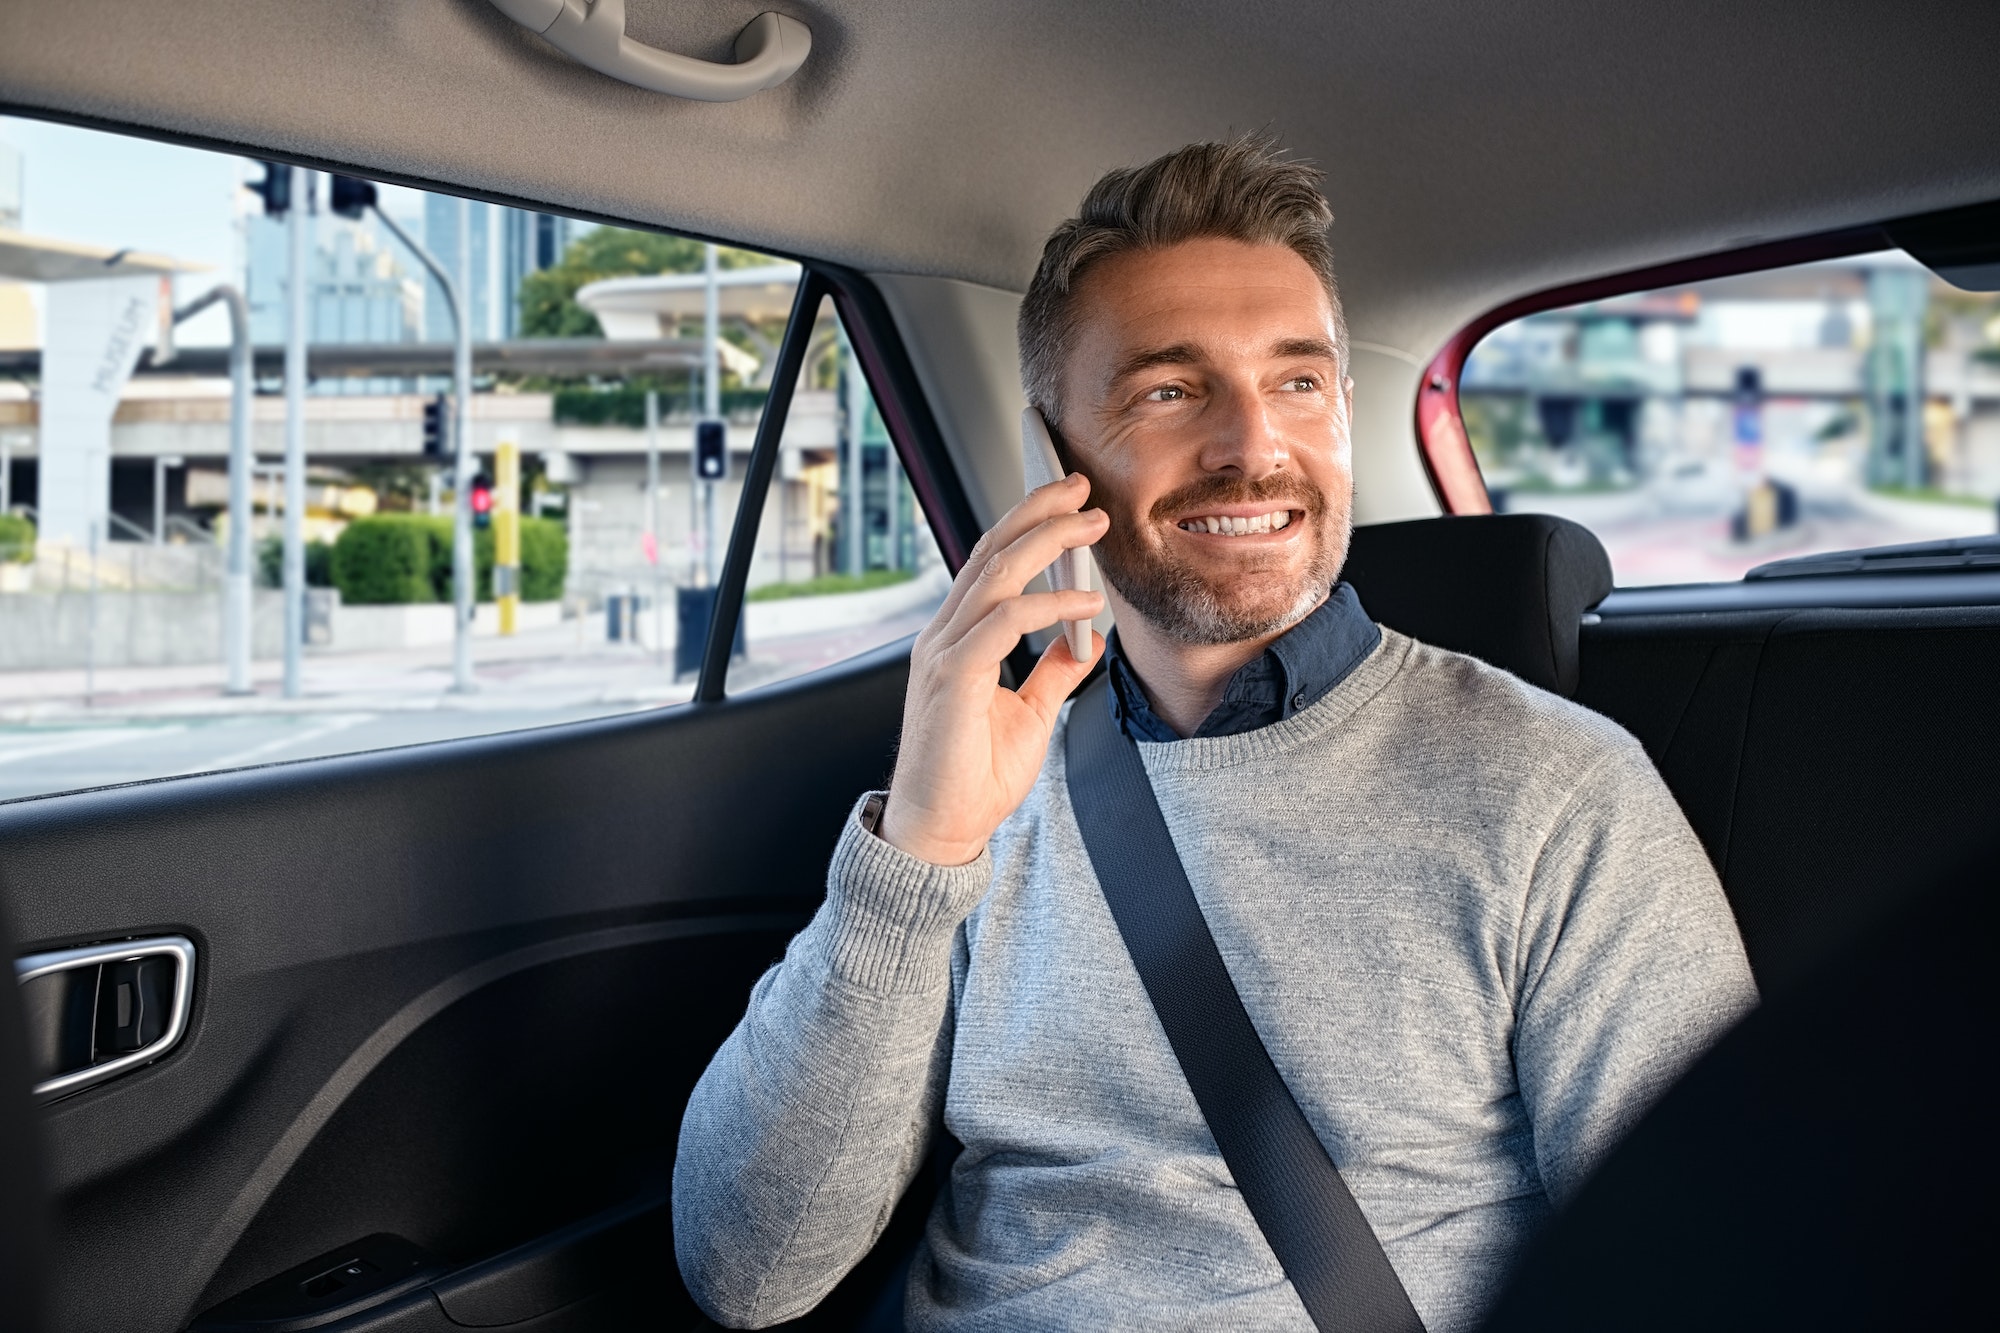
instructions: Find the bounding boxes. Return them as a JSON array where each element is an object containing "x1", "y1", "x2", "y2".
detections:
[
  {"x1": 1460, "y1": 250, "x2": 2000, "y2": 585},
  {"x1": 0, "y1": 114, "x2": 848, "y2": 802},
  {"x1": 720, "y1": 298, "x2": 947, "y2": 694}
]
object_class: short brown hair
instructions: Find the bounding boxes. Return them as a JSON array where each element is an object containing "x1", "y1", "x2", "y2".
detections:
[{"x1": 1018, "y1": 134, "x2": 1346, "y2": 429}]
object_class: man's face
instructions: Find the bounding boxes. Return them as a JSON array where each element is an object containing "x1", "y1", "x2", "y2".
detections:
[{"x1": 1057, "y1": 237, "x2": 1354, "y2": 645}]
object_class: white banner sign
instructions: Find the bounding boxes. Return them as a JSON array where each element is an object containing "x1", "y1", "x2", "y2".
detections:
[{"x1": 38, "y1": 275, "x2": 158, "y2": 547}]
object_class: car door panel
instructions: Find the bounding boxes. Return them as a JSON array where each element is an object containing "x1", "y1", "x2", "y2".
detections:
[{"x1": 1, "y1": 639, "x2": 913, "y2": 1332}]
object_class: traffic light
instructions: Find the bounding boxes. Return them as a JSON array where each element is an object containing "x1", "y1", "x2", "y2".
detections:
[
  {"x1": 247, "y1": 162, "x2": 292, "y2": 217},
  {"x1": 694, "y1": 420, "x2": 727, "y2": 482},
  {"x1": 329, "y1": 175, "x2": 378, "y2": 221},
  {"x1": 421, "y1": 395, "x2": 448, "y2": 457},
  {"x1": 470, "y1": 474, "x2": 495, "y2": 529}
]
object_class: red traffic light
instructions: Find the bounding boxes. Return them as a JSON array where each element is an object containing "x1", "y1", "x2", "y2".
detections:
[{"x1": 470, "y1": 476, "x2": 494, "y2": 528}]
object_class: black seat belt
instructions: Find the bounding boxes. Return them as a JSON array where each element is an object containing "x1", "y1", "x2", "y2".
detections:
[{"x1": 1064, "y1": 676, "x2": 1426, "y2": 1333}]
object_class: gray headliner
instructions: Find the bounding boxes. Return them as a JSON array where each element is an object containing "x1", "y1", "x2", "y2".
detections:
[{"x1": 5, "y1": 1, "x2": 1998, "y2": 364}]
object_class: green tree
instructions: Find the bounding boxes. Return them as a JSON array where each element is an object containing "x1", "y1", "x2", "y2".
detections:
[{"x1": 517, "y1": 227, "x2": 771, "y2": 337}]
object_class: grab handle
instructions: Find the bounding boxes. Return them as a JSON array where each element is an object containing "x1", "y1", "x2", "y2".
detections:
[{"x1": 489, "y1": 0, "x2": 810, "y2": 101}]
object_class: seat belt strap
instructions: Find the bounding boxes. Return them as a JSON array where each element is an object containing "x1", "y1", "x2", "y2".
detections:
[{"x1": 1064, "y1": 676, "x2": 1426, "y2": 1333}]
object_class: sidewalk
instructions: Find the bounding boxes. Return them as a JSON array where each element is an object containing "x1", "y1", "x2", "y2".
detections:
[
  {"x1": 0, "y1": 619, "x2": 697, "y2": 723},
  {"x1": 0, "y1": 597, "x2": 937, "y2": 803}
]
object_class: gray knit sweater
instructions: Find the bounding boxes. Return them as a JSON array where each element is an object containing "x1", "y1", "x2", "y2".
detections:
[{"x1": 674, "y1": 629, "x2": 1757, "y2": 1331}]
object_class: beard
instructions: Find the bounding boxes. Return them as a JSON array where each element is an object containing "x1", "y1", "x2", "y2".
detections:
[{"x1": 1091, "y1": 470, "x2": 1351, "y2": 645}]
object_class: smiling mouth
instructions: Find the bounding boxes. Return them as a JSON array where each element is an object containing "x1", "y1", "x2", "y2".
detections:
[{"x1": 1175, "y1": 509, "x2": 1297, "y2": 536}]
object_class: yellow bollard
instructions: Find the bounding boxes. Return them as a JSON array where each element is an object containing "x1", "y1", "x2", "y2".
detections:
[{"x1": 495, "y1": 435, "x2": 520, "y2": 636}]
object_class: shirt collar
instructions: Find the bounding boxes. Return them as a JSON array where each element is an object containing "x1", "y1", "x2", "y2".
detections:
[{"x1": 1105, "y1": 582, "x2": 1381, "y2": 742}]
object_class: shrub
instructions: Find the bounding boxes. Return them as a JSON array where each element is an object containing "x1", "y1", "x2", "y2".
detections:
[
  {"x1": 0, "y1": 513, "x2": 33, "y2": 564},
  {"x1": 519, "y1": 518, "x2": 568, "y2": 601},
  {"x1": 746, "y1": 569, "x2": 914, "y2": 602},
  {"x1": 416, "y1": 515, "x2": 568, "y2": 603},
  {"x1": 258, "y1": 536, "x2": 337, "y2": 589},
  {"x1": 331, "y1": 516, "x2": 436, "y2": 605},
  {"x1": 552, "y1": 385, "x2": 769, "y2": 427},
  {"x1": 307, "y1": 540, "x2": 334, "y2": 588}
]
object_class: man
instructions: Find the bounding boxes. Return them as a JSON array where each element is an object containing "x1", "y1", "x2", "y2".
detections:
[{"x1": 675, "y1": 137, "x2": 1755, "y2": 1332}]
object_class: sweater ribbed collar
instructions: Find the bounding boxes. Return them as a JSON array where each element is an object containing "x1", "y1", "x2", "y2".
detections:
[{"x1": 1105, "y1": 582, "x2": 1382, "y2": 742}]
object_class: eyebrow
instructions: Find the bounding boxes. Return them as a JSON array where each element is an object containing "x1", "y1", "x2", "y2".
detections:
[
  {"x1": 1109, "y1": 335, "x2": 1343, "y2": 385},
  {"x1": 1110, "y1": 342, "x2": 1205, "y2": 382},
  {"x1": 1270, "y1": 336, "x2": 1342, "y2": 363}
]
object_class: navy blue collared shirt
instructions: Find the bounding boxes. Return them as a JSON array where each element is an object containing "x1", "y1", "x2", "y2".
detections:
[{"x1": 1104, "y1": 582, "x2": 1382, "y2": 741}]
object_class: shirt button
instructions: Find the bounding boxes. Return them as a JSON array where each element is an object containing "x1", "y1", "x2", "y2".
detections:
[{"x1": 1291, "y1": 691, "x2": 1307, "y2": 710}]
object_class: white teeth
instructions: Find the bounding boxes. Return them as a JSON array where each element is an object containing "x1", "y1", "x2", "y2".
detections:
[
  {"x1": 1176, "y1": 506, "x2": 1288, "y2": 532},
  {"x1": 1180, "y1": 510, "x2": 1295, "y2": 535}
]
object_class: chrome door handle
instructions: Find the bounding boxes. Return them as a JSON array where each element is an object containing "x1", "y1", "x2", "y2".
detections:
[{"x1": 14, "y1": 936, "x2": 196, "y2": 1100}]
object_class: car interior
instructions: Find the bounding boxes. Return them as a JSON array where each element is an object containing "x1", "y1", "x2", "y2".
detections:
[{"x1": 1, "y1": 3, "x2": 1995, "y2": 1330}]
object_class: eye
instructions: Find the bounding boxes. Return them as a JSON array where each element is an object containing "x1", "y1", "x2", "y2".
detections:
[
  {"x1": 1280, "y1": 375, "x2": 1320, "y2": 392},
  {"x1": 1145, "y1": 384, "x2": 1187, "y2": 402}
]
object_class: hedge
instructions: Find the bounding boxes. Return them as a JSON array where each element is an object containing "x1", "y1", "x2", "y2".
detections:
[
  {"x1": 331, "y1": 517, "x2": 434, "y2": 604},
  {"x1": 0, "y1": 513, "x2": 33, "y2": 564},
  {"x1": 258, "y1": 536, "x2": 335, "y2": 589},
  {"x1": 518, "y1": 516, "x2": 568, "y2": 601},
  {"x1": 552, "y1": 385, "x2": 769, "y2": 428},
  {"x1": 333, "y1": 514, "x2": 568, "y2": 605},
  {"x1": 746, "y1": 569, "x2": 914, "y2": 602}
]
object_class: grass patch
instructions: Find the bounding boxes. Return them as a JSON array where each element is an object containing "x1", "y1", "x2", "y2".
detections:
[
  {"x1": 747, "y1": 569, "x2": 915, "y2": 602},
  {"x1": 1869, "y1": 485, "x2": 1996, "y2": 509}
]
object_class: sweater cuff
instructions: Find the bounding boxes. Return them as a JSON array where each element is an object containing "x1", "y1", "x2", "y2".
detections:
[{"x1": 811, "y1": 791, "x2": 992, "y2": 994}]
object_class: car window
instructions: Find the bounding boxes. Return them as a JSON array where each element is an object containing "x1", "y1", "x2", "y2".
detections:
[
  {"x1": 0, "y1": 115, "x2": 931, "y2": 803},
  {"x1": 719, "y1": 296, "x2": 947, "y2": 694},
  {"x1": 1459, "y1": 249, "x2": 2000, "y2": 586}
]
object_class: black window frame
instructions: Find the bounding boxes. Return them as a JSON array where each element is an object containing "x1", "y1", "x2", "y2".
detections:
[{"x1": 690, "y1": 260, "x2": 987, "y2": 701}]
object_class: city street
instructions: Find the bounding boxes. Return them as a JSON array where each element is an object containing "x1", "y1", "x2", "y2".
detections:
[
  {"x1": 1516, "y1": 480, "x2": 1992, "y2": 585},
  {"x1": 0, "y1": 605, "x2": 936, "y2": 802}
]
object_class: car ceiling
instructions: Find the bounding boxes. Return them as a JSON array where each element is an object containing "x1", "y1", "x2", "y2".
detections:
[{"x1": 3, "y1": 1, "x2": 1998, "y2": 362}]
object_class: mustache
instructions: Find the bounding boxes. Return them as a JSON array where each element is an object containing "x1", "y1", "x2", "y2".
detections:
[{"x1": 1143, "y1": 472, "x2": 1328, "y2": 523}]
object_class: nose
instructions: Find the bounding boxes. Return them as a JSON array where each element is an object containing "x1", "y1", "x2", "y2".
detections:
[{"x1": 1196, "y1": 382, "x2": 1288, "y2": 480}]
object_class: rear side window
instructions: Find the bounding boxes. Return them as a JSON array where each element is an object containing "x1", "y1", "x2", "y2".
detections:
[
  {"x1": 0, "y1": 114, "x2": 949, "y2": 803},
  {"x1": 1460, "y1": 251, "x2": 2000, "y2": 585}
]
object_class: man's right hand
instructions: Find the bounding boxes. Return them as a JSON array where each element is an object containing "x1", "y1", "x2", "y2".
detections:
[{"x1": 878, "y1": 473, "x2": 1110, "y2": 867}]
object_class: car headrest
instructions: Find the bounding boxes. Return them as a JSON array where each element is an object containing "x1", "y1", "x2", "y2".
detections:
[
  {"x1": 1339, "y1": 514, "x2": 1612, "y2": 697},
  {"x1": 1476, "y1": 845, "x2": 1993, "y2": 1333}
]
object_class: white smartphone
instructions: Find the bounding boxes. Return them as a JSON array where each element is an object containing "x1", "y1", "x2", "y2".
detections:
[{"x1": 1020, "y1": 406, "x2": 1096, "y2": 662}]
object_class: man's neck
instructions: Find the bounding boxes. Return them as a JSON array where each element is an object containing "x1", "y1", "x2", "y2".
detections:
[{"x1": 1106, "y1": 588, "x2": 1330, "y2": 737}]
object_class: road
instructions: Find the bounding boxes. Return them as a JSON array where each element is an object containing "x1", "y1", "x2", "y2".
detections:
[
  {"x1": 1515, "y1": 480, "x2": 1992, "y2": 585},
  {"x1": 0, "y1": 708, "x2": 651, "y2": 802}
]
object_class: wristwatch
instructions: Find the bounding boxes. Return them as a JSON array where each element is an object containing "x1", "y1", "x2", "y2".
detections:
[{"x1": 859, "y1": 791, "x2": 887, "y2": 836}]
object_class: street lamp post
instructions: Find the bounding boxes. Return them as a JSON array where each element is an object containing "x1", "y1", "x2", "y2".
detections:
[
  {"x1": 281, "y1": 170, "x2": 313, "y2": 699},
  {"x1": 152, "y1": 454, "x2": 185, "y2": 545},
  {"x1": 840, "y1": 324, "x2": 865, "y2": 575},
  {"x1": 645, "y1": 387, "x2": 663, "y2": 663},
  {"x1": 362, "y1": 191, "x2": 476, "y2": 693},
  {"x1": 170, "y1": 285, "x2": 252, "y2": 693},
  {"x1": 451, "y1": 199, "x2": 477, "y2": 691},
  {"x1": 702, "y1": 242, "x2": 721, "y2": 589}
]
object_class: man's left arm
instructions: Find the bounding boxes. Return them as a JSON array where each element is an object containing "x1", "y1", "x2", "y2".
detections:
[{"x1": 1510, "y1": 737, "x2": 1758, "y2": 1205}]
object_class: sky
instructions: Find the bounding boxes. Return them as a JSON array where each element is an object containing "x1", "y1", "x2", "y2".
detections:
[{"x1": 2, "y1": 115, "x2": 431, "y2": 346}]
